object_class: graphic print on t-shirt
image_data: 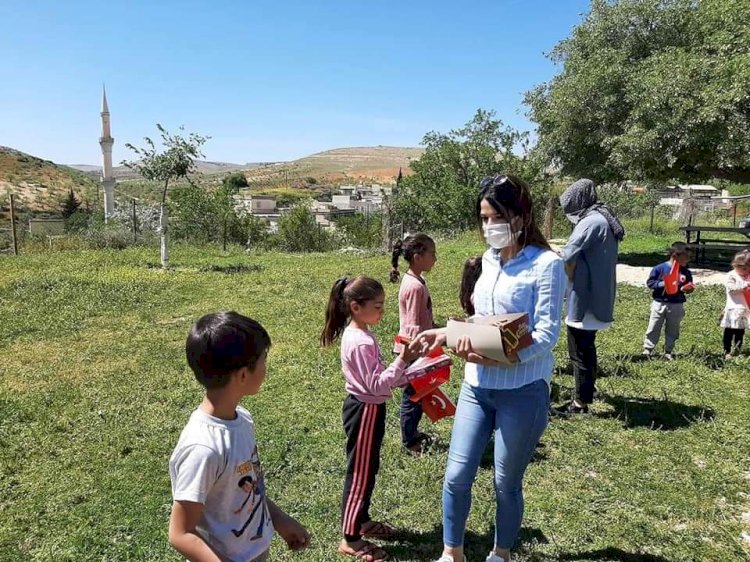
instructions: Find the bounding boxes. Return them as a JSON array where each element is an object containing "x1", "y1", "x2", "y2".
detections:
[{"x1": 230, "y1": 445, "x2": 271, "y2": 540}]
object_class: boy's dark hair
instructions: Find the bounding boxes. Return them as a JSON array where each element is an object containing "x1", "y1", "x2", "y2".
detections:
[
  {"x1": 186, "y1": 311, "x2": 271, "y2": 390},
  {"x1": 238, "y1": 475, "x2": 254, "y2": 487},
  {"x1": 390, "y1": 233, "x2": 435, "y2": 283},
  {"x1": 668, "y1": 241, "x2": 690, "y2": 257},
  {"x1": 321, "y1": 275, "x2": 384, "y2": 346},
  {"x1": 460, "y1": 256, "x2": 483, "y2": 316}
]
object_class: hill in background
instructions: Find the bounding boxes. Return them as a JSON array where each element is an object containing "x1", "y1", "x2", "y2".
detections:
[
  {"x1": 68, "y1": 160, "x2": 262, "y2": 180},
  {"x1": 0, "y1": 146, "x2": 100, "y2": 212},
  {"x1": 245, "y1": 146, "x2": 423, "y2": 187},
  {"x1": 0, "y1": 144, "x2": 424, "y2": 211}
]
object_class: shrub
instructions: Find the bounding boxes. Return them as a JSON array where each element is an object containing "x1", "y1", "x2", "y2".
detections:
[
  {"x1": 170, "y1": 184, "x2": 249, "y2": 247},
  {"x1": 276, "y1": 205, "x2": 333, "y2": 252},
  {"x1": 223, "y1": 172, "x2": 249, "y2": 191},
  {"x1": 334, "y1": 212, "x2": 383, "y2": 248}
]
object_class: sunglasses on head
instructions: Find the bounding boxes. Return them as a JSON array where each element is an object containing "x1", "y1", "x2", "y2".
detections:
[{"x1": 479, "y1": 174, "x2": 519, "y2": 191}]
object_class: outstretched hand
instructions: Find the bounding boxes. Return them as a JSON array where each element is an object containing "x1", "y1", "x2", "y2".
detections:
[
  {"x1": 401, "y1": 336, "x2": 428, "y2": 363},
  {"x1": 414, "y1": 328, "x2": 447, "y2": 355}
]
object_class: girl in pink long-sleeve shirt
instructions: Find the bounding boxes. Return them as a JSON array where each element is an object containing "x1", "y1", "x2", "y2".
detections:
[
  {"x1": 390, "y1": 233, "x2": 438, "y2": 455},
  {"x1": 321, "y1": 275, "x2": 424, "y2": 562}
]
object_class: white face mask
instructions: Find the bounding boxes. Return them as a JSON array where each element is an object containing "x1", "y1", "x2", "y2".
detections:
[
  {"x1": 566, "y1": 213, "x2": 581, "y2": 225},
  {"x1": 483, "y1": 222, "x2": 516, "y2": 249}
]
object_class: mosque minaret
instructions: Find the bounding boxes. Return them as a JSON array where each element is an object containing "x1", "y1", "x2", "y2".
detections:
[{"x1": 99, "y1": 86, "x2": 115, "y2": 221}]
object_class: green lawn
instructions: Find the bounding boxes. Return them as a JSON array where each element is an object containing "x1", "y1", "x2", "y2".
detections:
[{"x1": 1, "y1": 237, "x2": 748, "y2": 561}]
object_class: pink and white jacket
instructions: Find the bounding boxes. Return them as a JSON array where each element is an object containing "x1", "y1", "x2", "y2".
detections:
[
  {"x1": 341, "y1": 326, "x2": 410, "y2": 404},
  {"x1": 394, "y1": 273, "x2": 434, "y2": 352}
]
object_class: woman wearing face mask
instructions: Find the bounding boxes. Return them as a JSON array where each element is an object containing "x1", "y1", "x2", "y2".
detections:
[{"x1": 418, "y1": 174, "x2": 564, "y2": 562}]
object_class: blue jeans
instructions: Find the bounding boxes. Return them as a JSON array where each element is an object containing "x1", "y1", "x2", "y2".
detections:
[
  {"x1": 400, "y1": 383, "x2": 424, "y2": 447},
  {"x1": 443, "y1": 379, "x2": 549, "y2": 549}
]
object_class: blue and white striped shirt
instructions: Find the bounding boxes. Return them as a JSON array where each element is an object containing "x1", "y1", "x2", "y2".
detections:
[{"x1": 464, "y1": 244, "x2": 565, "y2": 390}]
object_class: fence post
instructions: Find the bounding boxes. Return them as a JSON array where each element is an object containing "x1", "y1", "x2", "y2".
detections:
[
  {"x1": 132, "y1": 199, "x2": 137, "y2": 243},
  {"x1": 9, "y1": 194, "x2": 18, "y2": 256},
  {"x1": 732, "y1": 203, "x2": 737, "y2": 227},
  {"x1": 649, "y1": 204, "x2": 655, "y2": 234}
]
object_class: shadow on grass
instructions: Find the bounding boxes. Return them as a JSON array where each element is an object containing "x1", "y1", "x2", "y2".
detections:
[
  {"x1": 694, "y1": 350, "x2": 734, "y2": 370},
  {"x1": 388, "y1": 525, "x2": 547, "y2": 561},
  {"x1": 198, "y1": 263, "x2": 263, "y2": 274},
  {"x1": 618, "y1": 251, "x2": 668, "y2": 268},
  {"x1": 550, "y1": 380, "x2": 565, "y2": 403},
  {"x1": 619, "y1": 249, "x2": 731, "y2": 270},
  {"x1": 597, "y1": 363, "x2": 636, "y2": 378},
  {"x1": 596, "y1": 395, "x2": 715, "y2": 430},
  {"x1": 556, "y1": 547, "x2": 672, "y2": 561}
]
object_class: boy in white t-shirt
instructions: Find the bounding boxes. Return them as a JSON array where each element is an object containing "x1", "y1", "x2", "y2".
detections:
[{"x1": 169, "y1": 311, "x2": 310, "y2": 562}]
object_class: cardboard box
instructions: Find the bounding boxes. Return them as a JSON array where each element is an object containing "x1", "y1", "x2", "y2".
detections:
[
  {"x1": 446, "y1": 313, "x2": 532, "y2": 362},
  {"x1": 406, "y1": 354, "x2": 452, "y2": 402}
]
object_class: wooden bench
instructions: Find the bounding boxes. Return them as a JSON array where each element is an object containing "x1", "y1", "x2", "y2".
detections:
[{"x1": 681, "y1": 226, "x2": 750, "y2": 263}]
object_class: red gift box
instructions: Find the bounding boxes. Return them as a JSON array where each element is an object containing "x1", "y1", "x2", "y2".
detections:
[
  {"x1": 394, "y1": 335, "x2": 451, "y2": 402},
  {"x1": 408, "y1": 359, "x2": 451, "y2": 402},
  {"x1": 421, "y1": 387, "x2": 456, "y2": 422},
  {"x1": 681, "y1": 281, "x2": 695, "y2": 292}
]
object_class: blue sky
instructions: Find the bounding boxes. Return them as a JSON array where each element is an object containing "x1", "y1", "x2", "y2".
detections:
[{"x1": 0, "y1": 0, "x2": 590, "y2": 165}]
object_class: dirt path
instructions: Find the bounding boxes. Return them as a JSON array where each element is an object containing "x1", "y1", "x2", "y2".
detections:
[{"x1": 617, "y1": 264, "x2": 727, "y2": 286}]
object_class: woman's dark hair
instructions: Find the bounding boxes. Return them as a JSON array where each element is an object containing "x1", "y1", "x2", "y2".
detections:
[
  {"x1": 476, "y1": 174, "x2": 550, "y2": 251},
  {"x1": 320, "y1": 275, "x2": 385, "y2": 346},
  {"x1": 459, "y1": 256, "x2": 483, "y2": 316},
  {"x1": 185, "y1": 311, "x2": 271, "y2": 390},
  {"x1": 390, "y1": 233, "x2": 435, "y2": 283}
]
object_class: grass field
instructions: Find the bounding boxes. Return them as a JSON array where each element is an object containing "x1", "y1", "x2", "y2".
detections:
[{"x1": 1, "y1": 234, "x2": 749, "y2": 561}]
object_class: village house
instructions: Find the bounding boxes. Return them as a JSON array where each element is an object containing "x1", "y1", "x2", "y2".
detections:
[{"x1": 234, "y1": 194, "x2": 283, "y2": 232}]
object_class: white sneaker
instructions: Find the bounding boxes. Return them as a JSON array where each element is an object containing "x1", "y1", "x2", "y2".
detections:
[
  {"x1": 436, "y1": 555, "x2": 466, "y2": 562},
  {"x1": 642, "y1": 349, "x2": 652, "y2": 358},
  {"x1": 664, "y1": 353, "x2": 674, "y2": 361},
  {"x1": 485, "y1": 553, "x2": 511, "y2": 562}
]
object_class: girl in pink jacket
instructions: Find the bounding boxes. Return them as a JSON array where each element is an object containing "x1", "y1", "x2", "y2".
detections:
[
  {"x1": 321, "y1": 275, "x2": 424, "y2": 562},
  {"x1": 390, "y1": 233, "x2": 438, "y2": 455}
]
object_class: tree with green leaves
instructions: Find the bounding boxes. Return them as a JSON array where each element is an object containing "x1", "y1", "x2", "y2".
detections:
[
  {"x1": 170, "y1": 183, "x2": 250, "y2": 249},
  {"x1": 223, "y1": 171, "x2": 249, "y2": 191},
  {"x1": 123, "y1": 124, "x2": 209, "y2": 268},
  {"x1": 61, "y1": 188, "x2": 80, "y2": 219},
  {"x1": 276, "y1": 205, "x2": 332, "y2": 252},
  {"x1": 525, "y1": 0, "x2": 750, "y2": 185},
  {"x1": 335, "y1": 212, "x2": 383, "y2": 249},
  {"x1": 394, "y1": 109, "x2": 546, "y2": 231}
]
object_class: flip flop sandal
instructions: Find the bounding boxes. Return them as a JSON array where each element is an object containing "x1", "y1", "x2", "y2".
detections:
[
  {"x1": 360, "y1": 520, "x2": 399, "y2": 541},
  {"x1": 338, "y1": 540, "x2": 389, "y2": 561}
]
